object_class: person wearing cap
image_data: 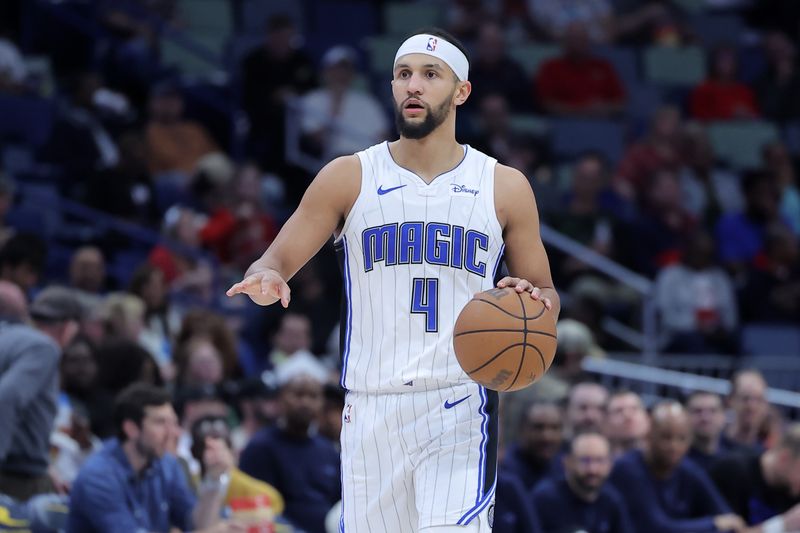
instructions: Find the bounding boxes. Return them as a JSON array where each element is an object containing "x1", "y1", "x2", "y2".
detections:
[
  {"x1": 0, "y1": 286, "x2": 83, "y2": 499},
  {"x1": 239, "y1": 355, "x2": 339, "y2": 533},
  {"x1": 228, "y1": 26, "x2": 559, "y2": 532},
  {"x1": 299, "y1": 44, "x2": 389, "y2": 161}
]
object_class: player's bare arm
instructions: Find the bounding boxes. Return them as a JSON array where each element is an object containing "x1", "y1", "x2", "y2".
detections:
[
  {"x1": 226, "y1": 155, "x2": 361, "y2": 307},
  {"x1": 494, "y1": 163, "x2": 561, "y2": 318}
]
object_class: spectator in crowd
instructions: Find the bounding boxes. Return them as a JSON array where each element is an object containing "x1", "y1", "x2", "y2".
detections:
[
  {"x1": 686, "y1": 391, "x2": 743, "y2": 471},
  {"x1": 0, "y1": 286, "x2": 82, "y2": 500},
  {"x1": 145, "y1": 81, "x2": 217, "y2": 178},
  {"x1": 239, "y1": 356, "x2": 340, "y2": 533},
  {"x1": 41, "y1": 72, "x2": 122, "y2": 185},
  {"x1": 0, "y1": 279, "x2": 28, "y2": 322},
  {"x1": 679, "y1": 125, "x2": 743, "y2": 228},
  {"x1": 465, "y1": 21, "x2": 531, "y2": 111},
  {"x1": 710, "y1": 423, "x2": 800, "y2": 530},
  {"x1": 299, "y1": 45, "x2": 388, "y2": 161},
  {"x1": 445, "y1": 0, "x2": 501, "y2": 41},
  {"x1": 174, "y1": 384, "x2": 230, "y2": 478},
  {"x1": 552, "y1": 319, "x2": 605, "y2": 384},
  {"x1": 605, "y1": 390, "x2": 649, "y2": 457},
  {"x1": 58, "y1": 334, "x2": 100, "y2": 430},
  {"x1": 609, "y1": 401, "x2": 744, "y2": 533},
  {"x1": 493, "y1": 472, "x2": 543, "y2": 533},
  {"x1": 532, "y1": 432, "x2": 634, "y2": 533},
  {"x1": 740, "y1": 222, "x2": 800, "y2": 323},
  {"x1": 319, "y1": 383, "x2": 344, "y2": 451},
  {"x1": 174, "y1": 336, "x2": 225, "y2": 388},
  {"x1": 99, "y1": 292, "x2": 146, "y2": 343},
  {"x1": 535, "y1": 22, "x2": 626, "y2": 117},
  {"x1": 230, "y1": 376, "x2": 280, "y2": 454},
  {"x1": 199, "y1": 163, "x2": 280, "y2": 273},
  {"x1": 0, "y1": 175, "x2": 16, "y2": 248},
  {"x1": 67, "y1": 384, "x2": 235, "y2": 533},
  {"x1": 241, "y1": 14, "x2": 316, "y2": 171},
  {"x1": 267, "y1": 311, "x2": 313, "y2": 371},
  {"x1": 525, "y1": 0, "x2": 670, "y2": 43},
  {"x1": 624, "y1": 168, "x2": 697, "y2": 277},
  {"x1": 129, "y1": 263, "x2": 181, "y2": 371},
  {"x1": 716, "y1": 171, "x2": 787, "y2": 277},
  {"x1": 0, "y1": 27, "x2": 28, "y2": 92},
  {"x1": 755, "y1": 31, "x2": 800, "y2": 123},
  {"x1": 565, "y1": 382, "x2": 609, "y2": 438},
  {"x1": 175, "y1": 309, "x2": 240, "y2": 385},
  {"x1": 190, "y1": 414, "x2": 284, "y2": 520},
  {"x1": 0, "y1": 232, "x2": 47, "y2": 295},
  {"x1": 762, "y1": 141, "x2": 800, "y2": 236},
  {"x1": 288, "y1": 258, "x2": 341, "y2": 357},
  {"x1": 654, "y1": 230, "x2": 738, "y2": 354},
  {"x1": 726, "y1": 370, "x2": 775, "y2": 450},
  {"x1": 690, "y1": 45, "x2": 759, "y2": 121},
  {"x1": 615, "y1": 105, "x2": 683, "y2": 200},
  {"x1": 86, "y1": 130, "x2": 158, "y2": 226},
  {"x1": 500, "y1": 401, "x2": 564, "y2": 492},
  {"x1": 68, "y1": 246, "x2": 107, "y2": 295}
]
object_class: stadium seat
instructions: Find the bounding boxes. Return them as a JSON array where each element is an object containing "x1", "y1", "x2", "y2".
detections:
[
  {"x1": 644, "y1": 46, "x2": 707, "y2": 86},
  {"x1": 550, "y1": 119, "x2": 626, "y2": 163},
  {"x1": 508, "y1": 44, "x2": 560, "y2": 77},
  {"x1": 690, "y1": 14, "x2": 746, "y2": 48},
  {"x1": 741, "y1": 323, "x2": 800, "y2": 357},
  {"x1": 241, "y1": 0, "x2": 304, "y2": 34},
  {"x1": 595, "y1": 46, "x2": 639, "y2": 90},
  {"x1": 161, "y1": 40, "x2": 221, "y2": 77},
  {"x1": 508, "y1": 114, "x2": 550, "y2": 137},
  {"x1": 625, "y1": 83, "x2": 664, "y2": 131},
  {"x1": 783, "y1": 121, "x2": 800, "y2": 157},
  {"x1": 305, "y1": 1, "x2": 378, "y2": 64},
  {"x1": 0, "y1": 95, "x2": 53, "y2": 147},
  {"x1": 707, "y1": 120, "x2": 779, "y2": 170},
  {"x1": 383, "y1": 3, "x2": 442, "y2": 35}
]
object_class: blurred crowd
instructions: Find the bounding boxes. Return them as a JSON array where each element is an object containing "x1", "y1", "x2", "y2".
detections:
[{"x1": 0, "y1": 0, "x2": 799, "y2": 531}]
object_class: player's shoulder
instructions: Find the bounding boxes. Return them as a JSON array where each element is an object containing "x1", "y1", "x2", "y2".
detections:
[{"x1": 493, "y1": 163, "x2": 531, "y2": 191}]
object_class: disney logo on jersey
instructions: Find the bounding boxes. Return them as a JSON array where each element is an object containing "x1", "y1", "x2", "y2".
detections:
[{"x1": 450, "y1": 184, "x2": 479, "y2": 197}]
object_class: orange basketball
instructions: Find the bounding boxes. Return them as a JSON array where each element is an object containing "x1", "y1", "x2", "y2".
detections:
[{"x1": 453, "y1": 287, "x2": 557, "y2": 392}]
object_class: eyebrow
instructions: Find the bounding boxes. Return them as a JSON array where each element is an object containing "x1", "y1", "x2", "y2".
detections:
[{"x1": 394, "y1": 63, "x2": 445, "y2": 71}]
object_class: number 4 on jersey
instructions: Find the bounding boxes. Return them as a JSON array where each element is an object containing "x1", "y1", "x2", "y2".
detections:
[{"x1": 411, "y1": 278, "x2": 438, "y2": 332}]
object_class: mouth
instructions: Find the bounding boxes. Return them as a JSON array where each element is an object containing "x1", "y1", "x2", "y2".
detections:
[{"x1": 403, "y1": 99, "x2": 426, "y2": 115}]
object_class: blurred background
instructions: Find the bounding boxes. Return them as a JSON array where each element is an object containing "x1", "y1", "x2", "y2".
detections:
[{"x1": 0, "y1": 0, "x2": 799, "y2": 531}]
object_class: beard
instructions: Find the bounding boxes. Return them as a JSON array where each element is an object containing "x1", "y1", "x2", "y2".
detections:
[{"x1": 394, "y1": 94, "x2": 452, "y2": 140}]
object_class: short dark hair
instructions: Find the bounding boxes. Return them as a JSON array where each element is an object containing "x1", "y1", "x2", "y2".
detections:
[
  {"x1": 685, "y1": 390, "x2": 723, "y2": 405},
  {"x1": 0, "y1": 233, "x2": 46, "y2": 273},
  {"x1": 568, "y1": 431, "x2": 609, "y2": 455},
  {"x1": 114, "y1": 383, "x2": 172, "y2": 441},
  {"x1": 407, "y1": 27, "x2": 470, "y2": 69}
]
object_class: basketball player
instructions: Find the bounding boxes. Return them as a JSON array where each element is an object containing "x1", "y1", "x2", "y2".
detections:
[{"x1": 227, "y1": 28, "x2": 560, "y2": 532}]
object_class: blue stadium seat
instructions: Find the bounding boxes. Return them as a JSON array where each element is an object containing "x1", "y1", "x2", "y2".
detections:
[
  {"x1": 741, "y1": 323, "x2": 800, "y2": 357},
  {"x1": 306, "y1": 1, "x2": 378, "y2": 64},
  {"x1": 595, "y1": 46, "x2": 639, "y2": 91},
  {"x1": 690, "y1": 14, "x2": 745, "y2": 48},
  {"x1": 644, "y1": 46, "x2": 707, "y2": 86},
  {"x1": 550, "y1": 119, "x2": 626, "y2": 163},
  {"x1": 707, "y1": 120, "x2": 779, "y2": 170},
  {"x1": 0, "y1": 95, "x2": 53, "y2": 147},
  {"x1": 783, "y1": 121, "x2": 800, "y2": 157},
  {"x1": 625, "y1": 83, "x2": 664, "y2": 134}
]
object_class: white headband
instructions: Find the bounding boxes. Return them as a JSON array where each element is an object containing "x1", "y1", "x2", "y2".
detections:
[{"x1": 393, "y1": 34, "x2": 469, "y2": 81}]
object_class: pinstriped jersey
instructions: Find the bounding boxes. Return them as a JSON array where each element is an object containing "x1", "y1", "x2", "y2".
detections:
[{"x1": 335, "y1": 141, "x2": 505, "y2": 393}]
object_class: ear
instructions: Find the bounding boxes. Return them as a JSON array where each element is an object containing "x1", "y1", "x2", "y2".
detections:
[
  {"x1": 122, "y1": 419, "x2": 140, "y2": 441},
  {"x1": 453, "y1": 81, "x2": 472, "y2": 107}
]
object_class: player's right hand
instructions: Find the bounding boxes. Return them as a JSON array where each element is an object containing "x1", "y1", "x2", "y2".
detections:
[{"x1": 226, "y1": 269, "x2": 291, "y2": 308}]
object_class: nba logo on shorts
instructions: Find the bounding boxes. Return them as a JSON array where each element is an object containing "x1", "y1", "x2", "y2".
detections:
[
  {"x1": 344, "y1": 404, "x2": 353, "y2": 424},
  {"x1": 427, "y1": 37, "x2": 437, "y2": 51}
]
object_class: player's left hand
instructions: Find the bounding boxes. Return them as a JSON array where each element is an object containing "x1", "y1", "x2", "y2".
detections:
[{"x1": 496, "y1": 277, "x2": 554, "y2": 311}]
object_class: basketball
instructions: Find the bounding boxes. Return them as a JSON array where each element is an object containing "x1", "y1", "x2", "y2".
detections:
[{"x1": 453, "y1": 287, "x2": 557, "y2": 392}]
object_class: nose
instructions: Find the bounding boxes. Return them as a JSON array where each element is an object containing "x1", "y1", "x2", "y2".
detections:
[{"x1": 406, "y1": 71, "x2": 424, "y2": 95}]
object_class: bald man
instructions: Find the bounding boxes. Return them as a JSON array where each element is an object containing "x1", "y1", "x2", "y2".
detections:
[
  {"x1": 0, "y1": 280, "x2": 28, "y2": 322},
  {"x1": 69, "y1": 246, "x2": 107, "y2": 295},
  {"x1": 609, "y1": 401, "x2": 745, "y2": 533},
  {"x1": 726, "y1": 370, "x2": 772, "y2": 450}
]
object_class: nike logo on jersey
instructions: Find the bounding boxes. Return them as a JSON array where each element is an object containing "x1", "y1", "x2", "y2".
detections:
[
  {"x1": 444, "y1": 395, "x2": 471, "y2": 409},
  {"x1": 377, "y1": 184, "x2": 407, "y2": 195}
]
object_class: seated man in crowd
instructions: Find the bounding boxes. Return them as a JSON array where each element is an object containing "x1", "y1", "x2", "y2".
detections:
[
  {"x1": 687, "y1": 391, "x2": 743, "y2": 471},
  {"x1": 532, "y1": 432, "x2": 634, "y2": 533},
  {"x1": 67, "y1": 384, "x2": 236, "y2": 533},
  {"x1": 500, "y1": 401, "x2": 564, "y2": 492},
  {"x1": 725, "y1": 369, "x2": 777, "y2": 451},
  {"x1": 565, "y1": 382, "x2": 609, "y2": 438},
  {"x1": 609, "y1": 401, "x2": 744, "y2": 533},
  {"x1": 239, "y1": 356, "x2": 340, "y2": 533},
  {"x1": 710, "y1": 423, "x2": 800, "y2": 531},
  {"x1": 605, "y1": 390, "x2": 649, "y2": 457}
]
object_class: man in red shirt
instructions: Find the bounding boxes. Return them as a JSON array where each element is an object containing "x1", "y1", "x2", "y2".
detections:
[{"x1": 535, "y1": 22, "x2": 626, "y2": 117}]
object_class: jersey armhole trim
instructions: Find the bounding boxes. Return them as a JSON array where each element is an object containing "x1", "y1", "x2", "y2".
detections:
[
  {"x1": 486, "y1": 159, "x2": 504, "y2": 240},
  {"x1": 335, "y1": 151, "x2": 367, "y2": 245}
]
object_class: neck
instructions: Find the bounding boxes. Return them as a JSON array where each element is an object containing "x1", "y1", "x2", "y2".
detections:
[
  {"x1": 566, "y1": 475, "x2": 600, "y2": 502},
  {"x1": 390, "y1": 123, "x2": 462, "y2": 183},
  {"x1": 122, "y1": 439, "x2": 149, "y2": 475},
  {"x1": 728, "y1": 421, "x2": 759, "y2": 444},
  {"x1": 279, "y1": 418, "x2": 311, "y2": 439},
  {"x1": 761, "y1": 451, "x2": 779, "y2": 487},
  {"x1": 693, "y1": 434, "x2": 719, "y2": 455},
  {"x1": 644, "y1": 450, "x2": 675, "y2": 479}
]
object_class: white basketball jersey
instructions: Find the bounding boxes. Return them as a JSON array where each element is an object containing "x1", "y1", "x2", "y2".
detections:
[{"x1": 335, "y1": 141, "x2": 504, "y2": 393}]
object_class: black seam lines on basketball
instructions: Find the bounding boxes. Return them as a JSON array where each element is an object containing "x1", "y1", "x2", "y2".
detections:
[
  {"x1": 472, "y1": 298, "x2": 527, "y2": 320},
  {"x1": 507, "y1": 292, "x2": 529, "y2": 391},
  {"x1": 453, "y1": 328, "x2": 557, "y2": 339},
  {"x1": 466, "y1": 342, "x2": 528, "y2": 375},
  {"x1": 454, "y1": 328, "x2": 557, "y2": 338}
]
